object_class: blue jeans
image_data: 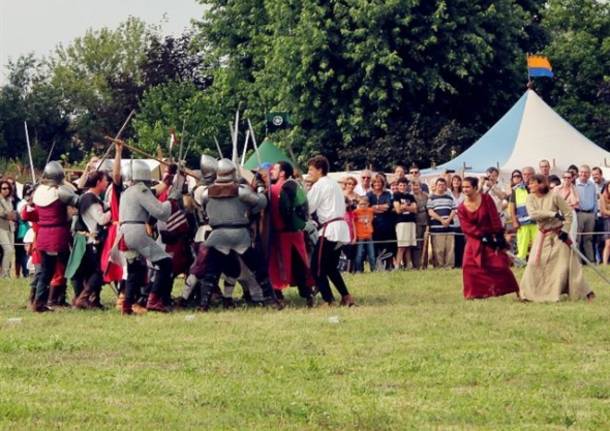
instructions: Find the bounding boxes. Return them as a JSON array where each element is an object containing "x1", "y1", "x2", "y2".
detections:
[{"x1": 355, "y1": 240, "x2": 376, "y2": 272}]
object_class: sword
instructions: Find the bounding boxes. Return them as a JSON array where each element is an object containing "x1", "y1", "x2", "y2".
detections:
[
  {"x1": 214, "y1": 137, "x2": 223, "y2": 159},
  {"x1": 97, "y1": 109, "x2": 136, "y2": 171},
  {"x1": 567, "y1": 241, "x2": 610, "y2": 285},
  {"x1": 247, "y1": 119, "x2": 262, "y2": 166},
  {"x1": 505, "y1": 250, "x2": 527, "y2": 268},
  {"x1": 23, "y1": 121, "x2": 36, "y2": 183}
]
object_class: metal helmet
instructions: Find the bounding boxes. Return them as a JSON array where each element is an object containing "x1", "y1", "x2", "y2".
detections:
[
  {"x1": 123, "y1": 160, "x2": 152, "y2": 184},
  {"x1": 216, "y1": 158, "x2": 237, "y2": 184},
  {"x1": 42, "y1": 161, "x2": 65, "y2": 186},
  {"x1": 200, "y1": 155, "x2": 218, "y2": 185}
]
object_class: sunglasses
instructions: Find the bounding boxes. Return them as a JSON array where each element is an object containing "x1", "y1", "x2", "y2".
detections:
[
  {"x1": 563, "y1": 176, "x2": 572, "y2": 179},
  {"x1": 1, "y1": 187, "x2": 10, "y2": 190},
  {"x1": 361, "y1": 176, "x2": 371, "y2": 179},
  {"x1": 512, "y1": 175, "x2": 522, "y2": 178},
  {"x1": 410, "y1": 171, "x2": 419, "y2": 174}
]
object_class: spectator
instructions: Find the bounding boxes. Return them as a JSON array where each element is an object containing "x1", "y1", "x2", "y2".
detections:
[
  {"x1": 548, "y1": 175, "x2": 561, "y2": 189},
  {"x1": 508, "y1": 166, "x2": 538, "y2": 260},
  {"x1": 599, "y1": 182, "x2": 610, "y2": 264},
  {"x1": 480, "y1": 167, "x2": 507, "y2": 215},
  {"x1": 408, "y1": 165, "x2": 429, "y2": 193},
  {"x1": 394, "y1": 164, "x2": 406, "y2": 181},
  {"x1": 342, "y1": 176, "x2": 359, "y2": 272},
  {"x1": 354, "y1": 169, "x2": 373, "y2": 196},
  {"x1": 427, "y1": 178, "x2": 456, "y2": 268},
  {"x1": 575, "y1": 164, "x2": 597, "y2": 262},
  {"x1": 591, "y1": 166, "x2": 606, "y2": 263},
  {"x1": 15, "y1": 183, "x2": 33, "y2": 277},
  {"x1": 554, "y1": 171, "x2": 579, "y2": 241},
  {"x1": 367, "y1": 173, "x2": 396, "y2": 269},
  {"x1": 389, "y1": 180, "x2": 398, "y2": 195},
  {"x1": 353, "y1": 196, "x2": 376, "y2": 272},
  {"x1": 568, "y1": 165, "x2": 578, "y2": 183},
  {"x1": 538, "y1": 159, "x2": 551, "y2": 177},
  {"x1": 411, "y1": 181, "x2": 428, "y2": 269},
  {"x1": 393, "y1": 177, "x2": 417, "y2": 269},
  {"x1": 450, "y1": 175, "x2": 465, "y2": 268},
  {"x1": 0, "y1": 180, "x2": 16, "y2": 277}
]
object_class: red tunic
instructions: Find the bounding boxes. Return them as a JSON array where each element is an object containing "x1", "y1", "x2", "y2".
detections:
[
  {"x1": 457, "y1": 194, "x2": 519, "y2": 299},
  {"x1": 35, "y1": 200, "x2": 71, "y2": 253},
  {"x1": 268, "y1": 180, "x2": 313, "y2": 290}
]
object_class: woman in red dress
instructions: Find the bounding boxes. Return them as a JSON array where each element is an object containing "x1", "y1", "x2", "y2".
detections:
[{"x1": 457, "y1": 177, "x2": 519, "y2": 299}]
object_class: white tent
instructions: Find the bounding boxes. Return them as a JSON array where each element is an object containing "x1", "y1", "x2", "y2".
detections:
[{"x1": 424, "y1": 90, "x2": 610, "y2": 178}]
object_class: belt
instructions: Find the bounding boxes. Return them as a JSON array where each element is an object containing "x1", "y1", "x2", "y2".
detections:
[
  {"x1": 575, "y1": 209, "x2": 594, "y2": 213},
  {"x1": 210, "y1": 223, "x2": 250, "y2": 229},
  {"x1": 120, "y1": 221, "x2": 146, "y2": 225}
]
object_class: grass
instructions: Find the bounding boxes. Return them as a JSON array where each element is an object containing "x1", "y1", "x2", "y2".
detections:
[{"x1": 1, "y1": 268, "x2": 610, "y2": 430}]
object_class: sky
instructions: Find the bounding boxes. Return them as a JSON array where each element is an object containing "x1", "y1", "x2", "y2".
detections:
[{"x1": 0, "y1": 0, "x2": 204, "y2": 84}]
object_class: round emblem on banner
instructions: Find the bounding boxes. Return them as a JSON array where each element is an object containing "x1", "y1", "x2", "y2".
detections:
[{"x1": 272, "y1": 115, "x2": 284, "y2": 126}]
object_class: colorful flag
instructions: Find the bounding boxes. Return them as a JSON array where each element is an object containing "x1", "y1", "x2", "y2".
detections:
[{"x1": 527, "y1": 55, "x2": 554, "y2": 78}]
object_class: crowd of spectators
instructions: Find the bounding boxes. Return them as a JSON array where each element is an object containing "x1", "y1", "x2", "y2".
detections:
[{"x1": 338, "y1": 160, "x2": 610, "y2": 272}]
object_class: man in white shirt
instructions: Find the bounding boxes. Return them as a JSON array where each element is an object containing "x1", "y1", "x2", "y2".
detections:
[
  {"x1": 307, "y1": 155, "x2": 355, "y2": 307},
  {"x1": 354, "y1": 169, "x2": 372, "y2": 196}
]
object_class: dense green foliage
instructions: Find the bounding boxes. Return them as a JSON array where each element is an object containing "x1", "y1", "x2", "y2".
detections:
[
  {"x1": 0, "y1": 0, "x2": 608, "y2": 175},
  {"x1": 1, "y1": 270, "x2": 609, "y2": 429}
]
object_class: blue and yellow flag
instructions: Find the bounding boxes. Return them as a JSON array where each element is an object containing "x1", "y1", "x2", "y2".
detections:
[{"x1": 527, "y1": 55, "x2": 553, "y2": 78}]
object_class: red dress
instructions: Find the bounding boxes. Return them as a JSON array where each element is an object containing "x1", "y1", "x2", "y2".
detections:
[
  {"x1": 268, "y1": 180, "x2": 313, "y2": 290},
  {"x1": 457, "y1": 194, "x2": 519, "y2": 299}
]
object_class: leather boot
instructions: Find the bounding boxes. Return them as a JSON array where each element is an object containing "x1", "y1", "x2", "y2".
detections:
[
  {"x1": 55, "y1": 285, "x2": 71, "y2": 307},
  {"x1": 146, "y1": 293, "x2": 169, "y2": 312},
  {"x1": 121, "y1": 298, "x2": 133, "y2": 315},
  {"x1": 46, "y1": 285, "x2": 57, "y2": 307},
  {"x1": 73, "y1": 285, "x2": 94, "y2": 309},
  {"x1": 340, "y1": 294, "x2": 356, "y2": 307},
  {"x1": 89, "y1": 288, "x2": 105, "y2": 310},
  {"x1": 32, "y1": 299, "x2": 53, "y2": 313}
]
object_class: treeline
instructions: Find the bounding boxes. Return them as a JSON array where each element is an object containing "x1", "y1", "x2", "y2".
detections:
[{"x1": 0, "y1": 0, "x2": 608, "y2": 176}]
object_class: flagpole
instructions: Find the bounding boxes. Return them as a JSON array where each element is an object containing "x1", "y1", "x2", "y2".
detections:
[{"x1": 526, "y1": 53, "x2": 534, "y2": 90}]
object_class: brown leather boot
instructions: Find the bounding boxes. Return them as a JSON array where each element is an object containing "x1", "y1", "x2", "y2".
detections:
[
  {"x1": 121, "y1": 298, "x2": 133, "y2": 315},
  {"x1": 115, "y1": 293, "x2": 125, "y2": 311},
  {"x1": 340, "y1": 294, "x2": 356, "y2": 307},
  {"x1": 73, "y1": 286, "x2": 94, "y2": 309},
  {"x1": 32, "y1": 300, "x2": 53, "y2": 313},
  {"x1": 146, "y1": 293, "x2": 169, "y2": 312}
]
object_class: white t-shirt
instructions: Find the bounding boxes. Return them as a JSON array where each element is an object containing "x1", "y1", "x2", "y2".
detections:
[{"x1": 308, "y1": 176, "x2": 350, "y2": 243}]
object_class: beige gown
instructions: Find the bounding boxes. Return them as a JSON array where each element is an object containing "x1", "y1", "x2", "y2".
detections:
[{"x1": 520, "y1": 192, "x2": 592, "y2": 302}]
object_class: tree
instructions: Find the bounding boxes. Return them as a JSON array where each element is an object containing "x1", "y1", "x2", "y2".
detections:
[
  {"x1": 196, "y1": 0, "x2": 548, "y2": 169},
  {"x1": 537, "y1": 0, "x2": 610, "y2": 150}
]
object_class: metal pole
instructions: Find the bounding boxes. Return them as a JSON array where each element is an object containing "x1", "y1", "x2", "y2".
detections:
[
  {"x1": 247, "y1": 119, "x2": 262, "y2": 166},
  {"x1": 23, "y1": 121, "x2": 36, "y2": 183}
]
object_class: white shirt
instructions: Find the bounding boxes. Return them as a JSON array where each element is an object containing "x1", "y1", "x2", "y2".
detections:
[
  {"x1": 308, "y1": 176, "x2": 350, "y2": 243},
  {"x1": 81, "y1": 192, "x2": 111, "y2": 243},
  {"x1": 354, "y1": 183, "x2": 371, "y2": 197}
]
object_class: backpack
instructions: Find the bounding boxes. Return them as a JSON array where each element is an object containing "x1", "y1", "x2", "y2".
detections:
[{"x1": 279, "y1": 179, "x2": 309, "y2": 232}]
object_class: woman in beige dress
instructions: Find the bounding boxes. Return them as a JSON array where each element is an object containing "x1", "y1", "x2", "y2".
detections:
[{"x1": 520, "y1": 175, "x2": 595, "y2": 302}]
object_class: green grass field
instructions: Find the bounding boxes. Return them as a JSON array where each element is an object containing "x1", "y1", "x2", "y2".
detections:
[{"x1": 1, "y1": 268, "x2": 609, "y2": 430}]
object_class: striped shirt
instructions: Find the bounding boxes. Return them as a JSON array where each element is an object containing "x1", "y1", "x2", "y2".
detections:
[{"x1": 426, "y1": 193, "x2": 456, "y2": 232}]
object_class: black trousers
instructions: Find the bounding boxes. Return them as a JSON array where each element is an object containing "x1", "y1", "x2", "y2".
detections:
[
  {"x1": 290, "y1": 248, "x2": 313, "y2": 299},
  {"x1": 35, "y1": 251, "x2": 69, "y2": 303},
  {"x1": 201, "y1": 247, "x2": 275, "y2": 305},
  {"x1": 72, "y1": 244, "x2": 103, "y2": 298},
  {"x1": 311, "y1": 239, "x2": 350, "y2": 303}
]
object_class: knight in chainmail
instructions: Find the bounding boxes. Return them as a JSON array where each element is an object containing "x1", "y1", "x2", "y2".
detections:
[
  {"x1": 194, "y1": 158, "x2": 283, "y2": 310},
  {"x1": 117, "y1": 160, "x2": 177, "y2": 314},
  {"x1": 31, "y1": 161, "x2": 80, "y2": 312}
]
